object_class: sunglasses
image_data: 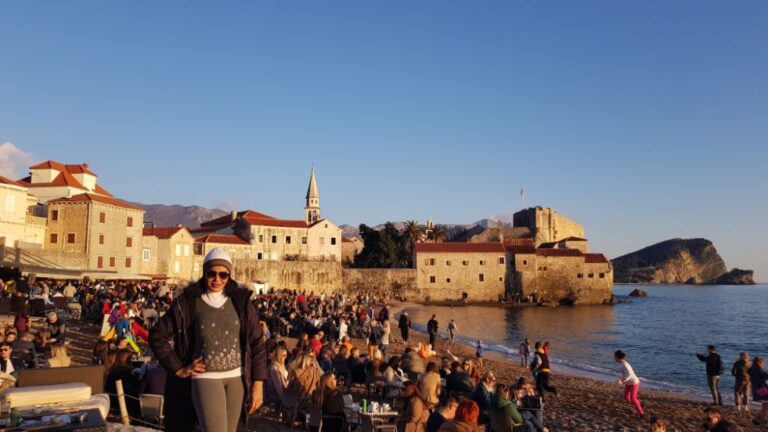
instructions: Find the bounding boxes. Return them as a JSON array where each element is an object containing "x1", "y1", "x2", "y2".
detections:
[
  {"x1": 205, "y1": 270, "x2": 230, "y2": 280},
  {"x1": 0, "y1": 348, "x2": 9, "y2": 352}
]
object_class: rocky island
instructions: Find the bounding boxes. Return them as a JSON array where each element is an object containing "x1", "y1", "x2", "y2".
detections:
[{"x1": 612, "y1": 238, "x2": 755, "y2": 284}]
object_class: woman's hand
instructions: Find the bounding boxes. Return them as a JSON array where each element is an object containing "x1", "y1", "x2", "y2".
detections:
[
  {"x1": 248, "y1": 381, "x2": 264, "y2": 414},
  {"x1": 175, "y1": 357, "x2": 206, "y2": 378}
]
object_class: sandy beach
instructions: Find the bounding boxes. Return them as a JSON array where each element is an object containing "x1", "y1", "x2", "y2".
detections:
[{"x1": 383, "y1": 303, "x2": 763, "y2": 432}]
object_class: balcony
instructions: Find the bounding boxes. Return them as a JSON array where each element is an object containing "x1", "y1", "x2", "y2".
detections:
[{"x1": 25, "y1": 214, "x2": 48, "y2": 227}]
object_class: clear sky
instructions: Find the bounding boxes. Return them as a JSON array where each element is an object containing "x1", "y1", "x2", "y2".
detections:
[{"x1": 1, "y1": 2, "x2": 766, "y2": 280}]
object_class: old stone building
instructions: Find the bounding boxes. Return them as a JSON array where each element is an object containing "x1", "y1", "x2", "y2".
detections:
[
  {"x1": 46, "y1": 193, "x2": 145, "y2": 275},
  {"x1": 0, "y1": 176, "x2": 46, "y2": 247},
  {"x1": 513, "y1": 207, "x2": 585, "y2": 246},
  {"x1": 415, "y1": 243, "x2": 509, "y2": 301},
  {"x1": 415, "y1": 233, "x2": 613, "y2": 304},
  {"x1": 190, "y1": 170, "x2": 342, "y2": 262},
  {"x1": 141, "y1": 226, "x2": 196, "y2": 281}
]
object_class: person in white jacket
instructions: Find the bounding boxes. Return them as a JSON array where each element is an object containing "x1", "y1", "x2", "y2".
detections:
[{"x1": 615, "y1": 350, "x2": 644, "y2": 416}]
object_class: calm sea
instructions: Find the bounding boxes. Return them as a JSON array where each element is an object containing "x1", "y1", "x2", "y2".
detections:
[{"x1": 402, "y1": 284, "x2": 768, "y2": 400}]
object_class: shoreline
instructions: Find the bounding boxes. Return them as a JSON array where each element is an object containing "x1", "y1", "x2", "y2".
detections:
[{"x1": 387, "y1": 302, "x2": 762, "y2": 431}]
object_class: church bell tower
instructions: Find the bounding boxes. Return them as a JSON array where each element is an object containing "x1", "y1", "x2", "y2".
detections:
[{"x1": 305, "y1": 168, "x2": 320, "y2": 224}]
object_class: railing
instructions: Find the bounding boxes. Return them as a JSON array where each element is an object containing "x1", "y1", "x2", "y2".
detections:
[{"x1": 25, "y1": 214, "x2": 48, "y2": 226}]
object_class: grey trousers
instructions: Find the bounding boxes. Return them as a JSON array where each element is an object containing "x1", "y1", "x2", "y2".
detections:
[
  {"x1": 707, "y1": 375, "x2": 722, "y2": 405},
  {"x1": 191, "y1": 376, "x2": 244, "y2": 432}
]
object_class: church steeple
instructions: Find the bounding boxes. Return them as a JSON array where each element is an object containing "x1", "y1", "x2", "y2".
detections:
[{"x1": 305, "y1": 168, "x2": 320, "y2": 224}]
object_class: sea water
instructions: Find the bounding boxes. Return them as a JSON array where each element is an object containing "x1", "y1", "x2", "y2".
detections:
[{"x1": 402, "y1": 284, "x2": 768, "y2": 400}]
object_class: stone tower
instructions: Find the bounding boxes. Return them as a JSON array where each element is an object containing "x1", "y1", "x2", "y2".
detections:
[{"x1": 305, "y1": 168, "x2": 321, "y2": 224}]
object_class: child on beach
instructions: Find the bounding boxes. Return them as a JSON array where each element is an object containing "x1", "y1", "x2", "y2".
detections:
[
  {"x1": 448, "y1": 319, "x2": 457, "y2": 342},
  {"x1": 615, "y1": 350, "x2": 644, "y2": 416},
  {"x1": 476, "y1": 340, "x2": 484, "y2": 368}
]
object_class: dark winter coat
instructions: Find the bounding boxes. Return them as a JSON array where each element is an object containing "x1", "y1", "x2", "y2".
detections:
[
  {"x1": 149, "y1": 278, "x2": 268, "y2": 431},
  {"x1": 696, "y1": 353, "x2": 724, "y2": 376}
]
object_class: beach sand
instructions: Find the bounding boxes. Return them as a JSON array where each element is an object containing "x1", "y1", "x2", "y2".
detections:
[{"x1": 383, "y1": 304, "x2": 763, "y2": 432}]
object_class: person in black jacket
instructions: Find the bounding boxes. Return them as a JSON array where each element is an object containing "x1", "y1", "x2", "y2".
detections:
[
  {"x1": 399, "y1": 312, "x2": 411, "y2": 344},
  {"x1": 427, "y1": 315, "x2": 439, "y2": 348},
  {"x1": 696, "y1": 345, "x2": 724, "y2": 405},
  {"x1": 149, "y1": 248, "x2": 268, "y2": 432}
]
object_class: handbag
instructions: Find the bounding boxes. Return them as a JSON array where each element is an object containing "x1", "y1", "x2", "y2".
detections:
[{"x1": 756, "y1": 385, "x2": 768, "y2": 397}]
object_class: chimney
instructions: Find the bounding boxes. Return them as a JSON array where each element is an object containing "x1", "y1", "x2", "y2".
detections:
[
  {"x1": 82, "y1": 163, "x2": 89, "y2": 169},
  {"x1": 231, "y1": 211, "x2": 237, "y2": 222},
  {"x1": 498, "y1": 220, "x2": 504, "y2": 243}
]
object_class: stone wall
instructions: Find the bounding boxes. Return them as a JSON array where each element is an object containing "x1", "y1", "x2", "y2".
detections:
[
  {"x1": 231, "y1": 260, "x2": 416, "y2": 296},
  {"x1": 233, "y1": 259, "x2": 343, "y2": 293},
  {"x1": 0, "y1": 245, "x2": 89, "y2": 275},
  {"x1": 415, "y1": 251, "x2": 507, "y2": 302},
  {"x1": 513, "y1": 207, "x2": 585, "y2": 246},
  {"x1": 515, "y1": 255, "x2": 613, "y2": 304},
  {"x1": 342, "y1": 268, "x2": 415, "y2": 295}
]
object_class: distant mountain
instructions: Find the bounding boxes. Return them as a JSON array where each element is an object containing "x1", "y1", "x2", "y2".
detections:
[
  {"x1": 611, "y1": 238, "x2": 754, "y2": 285},
  {"x1": 134, "y1": 203, "x2": 228, "y2": 228}
]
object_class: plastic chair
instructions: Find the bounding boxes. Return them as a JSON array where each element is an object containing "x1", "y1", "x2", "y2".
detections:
[{"x1": 139, "y1": 393, "x2": 165, "y2": 427}]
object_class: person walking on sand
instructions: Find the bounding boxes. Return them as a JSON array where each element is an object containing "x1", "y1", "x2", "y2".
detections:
[
  {"x1": 731, "y1": 352, "x2": 750, "y2": 413},
  {"x1": 399, "y1": 312, "x2": 412, "y2": 344},
  {"x1": 427, "y1": 315, "x2": 439, "y2": 349},
  {"x1": 448, "y1": 319, "x2": 457, "y2": 343},
  {"x1": 696, "y1": 345, "x2": 724, "y2": 405},
  {"x1": 615, "y1": 350, "x2": 643, "y2": 416},
  {"x1": 475, "y1": 340, "x2": 485, "y2": 369},
  {"x1": 519, "y1": 339, "x2": 531, "y2": 367},
  {"x1": 531, "y1": 341, "x2": 558, "y2": 398}
]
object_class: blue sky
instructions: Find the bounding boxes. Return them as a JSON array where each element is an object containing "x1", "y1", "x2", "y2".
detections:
[{"x1": 1, "y1": 1, "x2": 766, "y2": 280}]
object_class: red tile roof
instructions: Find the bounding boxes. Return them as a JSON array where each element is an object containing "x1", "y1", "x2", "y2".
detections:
[
  {"x1": 584, "y1": 253, "x2": 610, "y2": 264},
  {"x1": 194, "y1": 234, "x2": 249, "y2": 245},
  {"x1": 0, "y1": 175, "x2": 26, "y2": 187},
  {"x1": 94, "y1": 184, "x2": 113, "y2": 197},
  {"x1": 245, "y1": 217, "x2": 308, "y2": 228},
  {"x1": 30, "y1": 160, "x2": 97, "y2": 176},
  {"x1": 415, "y1": 242, "x2": 505, "y2": 254},
  {"x1": 503, "y1": 238, "x2": 536, "y2": 254},
  {"x1": 49, "y1": 193, "x2": 144, "y2": 211},
  {"x1": 143, "y1": 227, "x2": 185, "y2": 239},
  {"x1": 200, "y1": 210, "x2": 277, "y2": 227},
  {"x1": 536, "y1": 248, "x2": 583, "y2": 257}
]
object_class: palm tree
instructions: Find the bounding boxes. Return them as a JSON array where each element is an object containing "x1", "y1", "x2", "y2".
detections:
[
  {"x1": 428, "y1": 224, "x2": 447, "y2": 243},
  {"x1": 402, "y1": 220, "x2": 424, "y2": 267}
]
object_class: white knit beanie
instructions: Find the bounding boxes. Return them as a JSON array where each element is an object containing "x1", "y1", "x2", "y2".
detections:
[{"x1": 203, "y1": 248, "x2": 233, "y2": 273}]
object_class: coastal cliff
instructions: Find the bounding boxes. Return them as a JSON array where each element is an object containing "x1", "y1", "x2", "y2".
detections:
[{"x1": 612, "y1": 238, "x2": 754, "y2": 285}]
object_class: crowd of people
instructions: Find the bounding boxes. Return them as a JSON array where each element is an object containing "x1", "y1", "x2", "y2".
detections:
[{"x1": 0, "y1": 248, "x2": 765, "y2": 432}]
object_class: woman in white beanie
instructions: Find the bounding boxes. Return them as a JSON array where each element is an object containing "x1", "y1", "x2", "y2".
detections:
[{"x1": 150, "y1": 248, "x2": 267, "y2": 432}]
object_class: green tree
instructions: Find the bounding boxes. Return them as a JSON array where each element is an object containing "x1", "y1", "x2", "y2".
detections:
[
  {"x1": 355, "y1": 223, "x2": 402, "y2": 268},
  {"x1": 427, "y1": 224, "x2": 447, "y2": 243},
  {"x1": 401, "y1": 220, "x2": 423, "y2": 268}
]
